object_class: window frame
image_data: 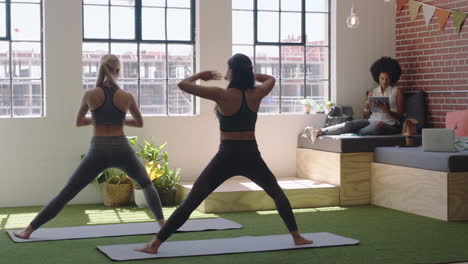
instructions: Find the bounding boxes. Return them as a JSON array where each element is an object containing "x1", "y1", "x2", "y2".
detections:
[
  {"x1": 0, "y1": 0, "x2": 45, "y2": 118},
  {"x1": 234, "y1": 0, "x2": 331, "y2": 114},
  {"x1": 82, "y1": 0, "x2": 197, "y2": 116}
]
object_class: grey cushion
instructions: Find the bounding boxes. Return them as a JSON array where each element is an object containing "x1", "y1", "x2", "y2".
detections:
[
  {"x1": 374, "y1": 147, "x2": 468, "y2": 172},
  {"x1": 298, "y1": 134, "x2": 422, "y2": 153}
]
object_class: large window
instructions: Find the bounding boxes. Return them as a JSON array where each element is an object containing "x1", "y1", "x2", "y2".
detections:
[
  {"x1": 0, "y1": 0, "x2": 43, "y2": 117},
  {"x1": 82, "y1": 0, "x2": 195, "y2": 115},
  {"x1": 232, "y1": 0, "x2": 329, "y2": 114}
]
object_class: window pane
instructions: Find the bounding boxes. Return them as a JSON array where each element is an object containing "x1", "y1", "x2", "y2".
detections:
[
  {"x1": 168, "y1": 45, "x2": 193, "y2": 115},
  {"x1": 168, "y1": 79, "x2": 193, "y2": 115},
  {"x1": 11, "y1": 3, "x2": 41, "y2": 41},
  {"x1": 142, "y1": 0, "x2": 164, "y2": 7},
  {"x1": 306, "y1": 80, "x2": 327, "y2": 99},
  {"x1": 120, "y1": 80, "x2": 138, "y2": 98},
  {"x1": 306, "y1": 13, "x2": 328, "y2": 45},
  {"x1": 168, "y1": 44, "x2": 193, "y2": 79},
  {"x1": 306, "y1": 47, "x2": 328, "y2": 79},
  {"x1": 281, "y1": 80, "x2": 304, "y2": 113},
  {"x1": 82, "y1": 42, "x2": 109, "y2": 88},
  {"x1": 306, "y1": 0, "x2": 328, "y2": 12},
  {"x1": 232, "y1": 45, "x2": 253, "y2": 60},
  {"x1": 0, "y1": 4, "x2": 6, "y2": 38},
  {"x1": 83, "y1": 0, "x2": 108, "y2": 4},
  {"x1": 167, "y1": 8, "x2": 191, "y2": 41},
  {"x1": 232, "y1": 0, "x2": 252, "y2": 10},
  {"x1": 11, "y1": 42, "x2": 41, "y2": 79},
  {"x1": 12, "y1": 0, "x2": 41, "y2": 2},
  {"x1": 281, "y1": 0, "x2": 301, "y2": 11},
  {"x1": 142, "y1": 7, "x2": 165, "y2": 40},
  {"x1": 0, "y1": 80, "x2": 10, "y2": 117},
  {"x1": 111, "y1": 43, "x2": 138, "y2": 79},
  {"x1": 167, "y1": 0, "x2": 190, "y2": 8},
  {"x1": 84, "y1": 5, "x2": 109, "y2": 39},
  {"x1": 140, "y1": 44, "x2": 165, "y2": 79},
  {"x1": 0, "y1": 42, "x2": 9, "y2": 79},
  {"x1": 258, "y1": 0, "x2": 278, "y2": 11},
  {"x1": 111, "y1": 6, "x2": 135, "y2": 39},
  {"x1": 281, "y1": 46, "x2": 304, "y2": 79},
  {"x1": 258, "y1": 12, "x2": 279, "y2": 42},
  {"x1": 12, "y1": 79, "x2": 41, "y2": 116},
  {"x1": 281, "y1": 12, "x2": 301, "y2": 43},
  {"x1": 255, "y1": 46, "x2": 279, "y2": 114},
  {"x1": 140, "y1": 80, "x2": 166, "y2": 115},
  {"x1": 111, "y1": 0, "x2": 134, "y2": 6},
  {"x1": 233, "y1": 11, "x2": 253, "y2": 45}
]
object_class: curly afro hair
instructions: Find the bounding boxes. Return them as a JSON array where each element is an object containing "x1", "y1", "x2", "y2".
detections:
[{"x1": 370, "y1": 57, "x2": 402, "y2": 86}]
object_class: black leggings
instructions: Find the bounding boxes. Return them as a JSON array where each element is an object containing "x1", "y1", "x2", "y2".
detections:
[
  {"x1": 30, "y1": 136, "x2": 164, "y2": 230},
  {"x1": 156, "y1": 140, "x2": 298, "y2": 242}
]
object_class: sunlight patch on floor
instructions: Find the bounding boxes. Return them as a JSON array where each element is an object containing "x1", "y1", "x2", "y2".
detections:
[
  {"x1": 85, "y1": 209, "x2": 152, "y2": 224},
  {"x1": 2, "y1": 213, "x2": 37, "y2": 229}
]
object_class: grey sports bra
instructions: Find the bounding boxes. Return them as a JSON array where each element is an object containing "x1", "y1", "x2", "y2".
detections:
[{"x1": 90, "y1": 86, "x2": 126, "y2": 126}]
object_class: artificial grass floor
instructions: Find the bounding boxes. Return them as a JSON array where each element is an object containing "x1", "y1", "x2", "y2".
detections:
[{"x1": 1, "y1": 204, "x2": 468, "y2": 264}]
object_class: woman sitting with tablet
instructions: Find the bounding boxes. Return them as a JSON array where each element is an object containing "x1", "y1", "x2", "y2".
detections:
[{"x1": 305, "y1": 57, "x2": 404, "y2": 143}]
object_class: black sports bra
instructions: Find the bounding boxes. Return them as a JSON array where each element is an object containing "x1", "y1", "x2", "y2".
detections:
[
  {"x1": 90, "y1": 86, "x2": 126, "y2": 126},
  {"x1": 216, "y1": 91, "x2": 257, "y2": 132}
]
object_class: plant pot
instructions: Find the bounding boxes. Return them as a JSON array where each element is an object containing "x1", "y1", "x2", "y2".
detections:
[
  {"x1": 102, "y1": 183, "x2": 133, "y2": 206},
  {"x1": 133, "y1": 188, "x2": 147, "y2": 208},
  {"x1": 158, "y1": 188, "x2": 178, "y2": 206},
  {"x1": 304, "y1": 105, "x2": 312, "y2": 114}
]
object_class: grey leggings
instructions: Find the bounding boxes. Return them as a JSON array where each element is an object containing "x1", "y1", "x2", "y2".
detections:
[
  {"x1": 30, "y1": 136, "x2": 164, "y2": 230},
  {"x1": 156, "y1": 140, "x2": 297, "y2": 242},
  {"x1": 321, "y1": 120, "x2": 401, "y2": 136}
]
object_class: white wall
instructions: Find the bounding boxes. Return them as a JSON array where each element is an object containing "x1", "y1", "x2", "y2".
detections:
[
  {"x1": 0, "y1": 0, "x2": 394, "y2": 207},
  {"x1": 332, "y1": 0, "x2": 396, "y2": 118}
]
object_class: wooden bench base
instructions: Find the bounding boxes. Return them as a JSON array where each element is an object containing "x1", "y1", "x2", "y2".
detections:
[
  {"x1": 176, "y1": 176, "x2": 339, "y2": 213},
  {"x1": 296, "y1": 148, "x2": 374, "y2": 205},
  {"x1": 371, "y1": 162, "x2": 468, "y2": 221}
]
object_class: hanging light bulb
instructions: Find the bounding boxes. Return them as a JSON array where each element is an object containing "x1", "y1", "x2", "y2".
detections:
[
  {"x1": 384, "y1": 0, "x2": 392, "y2": 2},
  {"x1": 346, "y1": 1, "x2": 360, "y2": 29}
]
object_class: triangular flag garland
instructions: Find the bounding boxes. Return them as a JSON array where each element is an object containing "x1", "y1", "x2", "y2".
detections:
[
  {"x1": 422, "y1": 4, "x2": 436, "y2": 27},
  {"x1": 453, "y1": 11, "x2": 468, "y2": 34},
  {"x1": 398, "y1": 0, "x2": 468, "y2": 34},
  {"x1": 409, "y1": 0, "x2": 422, "y2": 21}
]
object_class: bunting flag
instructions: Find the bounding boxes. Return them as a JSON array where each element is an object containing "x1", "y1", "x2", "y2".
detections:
[
  {"x1": 422, "y1": 4, "x2": 436, "y2": 27},
  {"x1": 397, "y1": 0, "x2": 409, "y2": 14},
  {"x1": 435, "y1": 8, "x2": 451, "y2": 31},
  {"x1": 453, "y1": 11, "x2": 468, "y2": 34},
  {"x1": 409, "y1": 0, "x2": 422, "y2": 21},
  {"x1": 398, "y1": 0, "x2": 468, "y2": 34}
]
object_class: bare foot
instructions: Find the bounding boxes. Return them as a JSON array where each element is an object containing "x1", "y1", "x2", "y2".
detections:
[
  {"x1": 135, "y1": 238, "x2": 161, "y2": 254},
  {"x1": 304, "y1": 127, "x2": 321, "y2": 144},
  {"x1": 291, "y1": 231, "x2": 313, "y2": 245},
  {"x1": 13, "y1": 225, "x2": 34, "y2": 239},
  {"x1": 294, "y1": 235, "x2": 313, "y2": 245}
]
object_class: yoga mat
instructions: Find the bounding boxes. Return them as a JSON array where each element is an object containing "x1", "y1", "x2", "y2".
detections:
[
  {"x1": 97, "y1": 232, "x2": 359, "y2": 261},
  {"x1": 7, "y1": 218, "x2": 241, "y2": 243}
]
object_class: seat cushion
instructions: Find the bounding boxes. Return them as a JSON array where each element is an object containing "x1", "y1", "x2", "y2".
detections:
[
  {"x1": 298, "y1": 134, "x2": 422, "y2": 153},
  {"x1": 374, "y1": 147, "x2": 468, "y2": 172}
]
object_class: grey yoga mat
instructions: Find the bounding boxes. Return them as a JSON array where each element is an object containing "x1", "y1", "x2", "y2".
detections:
[
  {"x1": 7, "y1": 218, "x2": 242, "y2": 243},
  {"x1": 97, "y1": 232, "x2": 359, "y2": 261}
]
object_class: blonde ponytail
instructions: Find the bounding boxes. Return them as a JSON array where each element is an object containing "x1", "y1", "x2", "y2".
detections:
[{"x1": 96, "y1": 54, "x2": 120, "y2": 88}]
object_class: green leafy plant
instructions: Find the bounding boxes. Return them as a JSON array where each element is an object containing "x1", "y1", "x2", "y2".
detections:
[
  {"x1": 133, "y1": 141, "x2": 181, "y2": 191},
  {"x1": 302, "y1": 98, "x2": 314, "y2": 106}
]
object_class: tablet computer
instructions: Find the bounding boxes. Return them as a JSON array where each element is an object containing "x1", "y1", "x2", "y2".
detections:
[{"x1": 369, "y1": 97, "x2": 390, "y2": 113}]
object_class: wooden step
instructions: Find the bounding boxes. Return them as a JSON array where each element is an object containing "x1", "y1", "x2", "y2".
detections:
[{"x1": 176, "y1": 176, "x2": 339, "y2": 213}]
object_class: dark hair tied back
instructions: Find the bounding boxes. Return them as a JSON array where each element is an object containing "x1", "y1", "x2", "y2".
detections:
[{"x1": 227, "y1": 53, "x2": 255, "y2": 91}]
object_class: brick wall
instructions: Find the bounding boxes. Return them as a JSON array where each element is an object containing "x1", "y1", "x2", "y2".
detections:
[{"x1": 396, "y1": 0, "x2": 468, "y2": 128}]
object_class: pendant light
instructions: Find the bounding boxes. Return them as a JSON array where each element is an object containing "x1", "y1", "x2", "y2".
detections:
[{"x1": 346, "y1": 1, "x2": 360, "y2": 29}]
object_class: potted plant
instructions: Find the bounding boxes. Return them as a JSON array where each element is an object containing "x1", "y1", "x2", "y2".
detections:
[
  {"x1": 302, "y1": 98, "x2": 314, "y2": 114},
  {"x1": 133, "y1": 141, "x2": 181, "y2": 207},
  {"x1": 325, "y1": 101, "x2": 335, "y2": 114}
]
